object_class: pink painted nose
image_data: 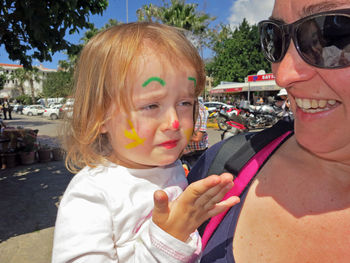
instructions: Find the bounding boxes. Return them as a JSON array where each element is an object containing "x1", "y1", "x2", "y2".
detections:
[{"x1": 172, "y1": 120, "x2": 179, "y2": 129}]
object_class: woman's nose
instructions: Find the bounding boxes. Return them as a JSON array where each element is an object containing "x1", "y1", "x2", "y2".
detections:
[{"x1": 272, "y1": 42, "x2": 317, "y2": 88}]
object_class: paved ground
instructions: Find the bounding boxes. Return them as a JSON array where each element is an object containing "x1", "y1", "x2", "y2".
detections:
[
  {"x1": 0, "y1": 114, "x2": 223, "y2": 263},
  {"x1": 0, "y1": 160, "x2": 73, "y2": 263}
]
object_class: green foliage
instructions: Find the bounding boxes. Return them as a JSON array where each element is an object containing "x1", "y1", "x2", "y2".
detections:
[
  {"x1": 0, "y1": 73, "x2": 6, "y2": 90},
  {"x1": 0, "y1": 0, "x2": 108, "y2": 68},
  {"x1": 19, "y1": 129, "x2": 39, "y2": 152},
  {"x1": 11, "y1": 68, "x2": 41, "y2": 103},
  {"x1": 43, "y1": 71, "x2": 73, "y2": 98},
  {"x1": 15, "y1": 94, "x2": 33, "y2": 105},
  {"x1": 136, "y1": 0, "x2": 215, "y2": 51},
  {"x1": 206, "y1": 19, "x2": 271, "y2": 86}
]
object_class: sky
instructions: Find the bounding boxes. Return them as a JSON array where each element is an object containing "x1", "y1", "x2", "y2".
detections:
[{"x1": 0, "y1": 0, "x2": 274, "y2": 70}]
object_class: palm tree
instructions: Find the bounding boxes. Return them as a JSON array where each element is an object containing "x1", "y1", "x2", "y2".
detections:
[
  {"x1": 137, "y1": 0, "x2": 215, "y2": 53},
  {"x1": 12, "y1": 68, "x2": 41, "y2": 104},
  {"x1": 10, "y1": 68, "x2": 26, "y2": 95}
]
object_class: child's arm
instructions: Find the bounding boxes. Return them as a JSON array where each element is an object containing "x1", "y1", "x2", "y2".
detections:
[{"x1": 152, "y1": 173, "x2": 240, "y2": 242}]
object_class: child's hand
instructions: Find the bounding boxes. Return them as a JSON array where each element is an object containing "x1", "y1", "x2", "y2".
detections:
[{"x1": 152, "y1": 173, "x2": 240, "y2": 242}]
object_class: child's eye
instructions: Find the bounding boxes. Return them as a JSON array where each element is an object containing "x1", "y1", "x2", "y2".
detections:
[
  {"x1": 179, "y1": 100, "x2": 193, "y2": 107},
  {"x1": 141, "y1": 104, "x2": 159, "y2": 111}
]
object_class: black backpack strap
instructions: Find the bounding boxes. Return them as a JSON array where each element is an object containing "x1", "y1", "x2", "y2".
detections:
[
  {"x1": 207, "y1": 120, "x2": 294, "y2": 178},
  {"x1": 198, "y1": 120, "x2": 294, "y2": 237},
  {"x1": 207, "y1": 132, "x2": 256, "y2": 177},
  {"x1": 224, "y1": 120, "x2": 294, "y2": 175}
]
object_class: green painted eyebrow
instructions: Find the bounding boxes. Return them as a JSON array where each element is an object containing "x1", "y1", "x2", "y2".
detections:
[
  {"x1": 142, "y1": 77, "x2": 166, "y2": 87},
  {"x1": 188, "y1": 77, "x2": 197, "y2": 87}
]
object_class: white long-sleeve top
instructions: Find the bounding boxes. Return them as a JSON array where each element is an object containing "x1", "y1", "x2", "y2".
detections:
[{"x1": 52, "y1": 160, "x2": 201, "y2": 263}]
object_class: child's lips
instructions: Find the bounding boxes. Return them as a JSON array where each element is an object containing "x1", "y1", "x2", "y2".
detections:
[{"x1": 159, "y1": 140, "x2": 178, "y2": 149}]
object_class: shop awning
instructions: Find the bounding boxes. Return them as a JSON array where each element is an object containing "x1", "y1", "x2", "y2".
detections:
[{"x1": 210, "y1": 80, "x2": 281, "y2": 94}]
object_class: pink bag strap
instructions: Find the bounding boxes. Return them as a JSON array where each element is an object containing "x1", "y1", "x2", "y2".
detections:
[{"x1": 202, "y1": 131, "x2": 292, "y2": 249}]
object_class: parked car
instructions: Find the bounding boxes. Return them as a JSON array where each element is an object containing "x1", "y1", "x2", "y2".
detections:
[
  {"x1": 12, "y1": 104, "x2": 24, "y2": 114},
  {"x1": 61, "y1": 102, "x2": 74, "y2": 119},
  {"x1": 22, "y1": 105, "x2": 45, "y2": 116},
  {"x1": 43, "y1": 105, "x2": 63, "y2": 120},
  {"x1": 203, "y1": 101, "x2": 233, "y2": 113},
  {"x1": 48, "y1": 103, "x2": 63, "y2": 108}
]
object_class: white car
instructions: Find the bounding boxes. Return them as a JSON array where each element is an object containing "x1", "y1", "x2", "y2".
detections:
[
  {"x1": 23, "y1": 105, "x2": 45, "y2": 116},
  {"x1": 43, "y1": 105, "x2": 63, "y2": 120}
]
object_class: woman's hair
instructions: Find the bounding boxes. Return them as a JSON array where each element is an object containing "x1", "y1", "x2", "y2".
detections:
[{"x1": 64, "y1": 22, "x2": 205, "y2": 173}]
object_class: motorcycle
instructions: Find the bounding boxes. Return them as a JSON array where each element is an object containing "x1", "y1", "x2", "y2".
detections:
[
  {"x1": 207, "y1": 108, "x2": 219, "y2": 120},
  {"x1": 217, "y1": 106, "x2": 249, "y2": 134},
  {"x1": 245, "y1": 104, "x2": 282, "y2": 130}
]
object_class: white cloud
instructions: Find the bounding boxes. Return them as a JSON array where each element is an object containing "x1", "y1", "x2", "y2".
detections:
[{"x1": 229, "y1": 0, "x2": 274, "y2": 28}]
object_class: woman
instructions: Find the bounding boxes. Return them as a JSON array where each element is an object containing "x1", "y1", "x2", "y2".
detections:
[{"x1": 188, "y1": 0, "x2": 350, "y2": 262}]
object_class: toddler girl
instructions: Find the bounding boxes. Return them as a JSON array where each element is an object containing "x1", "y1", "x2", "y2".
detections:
[{"x1": 52, "y1": 22, "x2": 239, "y2": 263}]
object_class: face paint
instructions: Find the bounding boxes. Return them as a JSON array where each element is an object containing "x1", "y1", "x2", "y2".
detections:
[
  {"x1": 142, "y1": 77, "x2": 166, "y2": 87},
  {"x1": 188, "y1": 77, "x2": 197, "y2": 87},
  {"x1": 172, "y1": 120, "x2": 179, "y2": 129},
  {"x1": 184, "y1": 128, "x2": 193, "y2": 143},
  {"x1": 124, "y1": 120, "x2": 145, "y2": 149}
]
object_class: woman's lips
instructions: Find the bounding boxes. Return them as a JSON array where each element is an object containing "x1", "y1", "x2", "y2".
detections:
[{"x1": 159, "y1": 140, "x2": 178, "y2": 149}]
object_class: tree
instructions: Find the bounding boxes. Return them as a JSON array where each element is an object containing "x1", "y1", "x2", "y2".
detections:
[
  {"x1": 10, "y1": 68, "x2": 26, "y2": 95},
  {"x1": 0, "y1": 0, "x2": 108, "y2": 68},
  {"x1": 206, "y1": 19, "x2": 271, "y2": 86},
  {"x1": 43, "y1": 71, "x2": 73, "y2": 98},
  {"x1": 136, "y1": 0, "x2": 215, "y2": 53},
  {"x1": 11, "y1": 68, "x2": 41, "y2": 103},
  {"x1": 0, "y1": 67, "x2": 7, "y2": 90}
]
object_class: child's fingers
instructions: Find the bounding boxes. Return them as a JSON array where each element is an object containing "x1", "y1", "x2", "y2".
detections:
[
  {"x1": 193, "y1": 173, "x2": 234, "y2": 208},
  {"x1": 200, "y1": 181, "x2": 234, "y2": 210},
  {"x1": 206, "y1": 196, "x2": 240, "y2": 218},
  {"x1": 152, "y1": 190, "x2": 169, "y2": 225},
  {"x1": 186, "y1": 174, "x2": 221, "y2": 196},
  {"x1": 186, "y1": 173, "x2": 233, "y2": 198}
]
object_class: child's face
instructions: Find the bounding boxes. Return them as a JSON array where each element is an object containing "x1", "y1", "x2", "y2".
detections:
[{"x1": 102, "y1": 51, "x2": 196, "y2": 169}]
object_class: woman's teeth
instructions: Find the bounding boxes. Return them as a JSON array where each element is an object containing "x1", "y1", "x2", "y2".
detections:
[{"x1": 295, "y1": 98, "x2": 337, "y2": 113}]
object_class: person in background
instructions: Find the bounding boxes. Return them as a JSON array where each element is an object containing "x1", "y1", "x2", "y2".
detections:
[
  {"x1": 256, "y1": 96, "x2": 264, "y2": 105},
  {"x1": 188, "y1": 0, "x2": 350, "y2": 262},
  {"x1": 52, "y1": 22, "x2": 239, "y2": 263},
  {"x1": 181, "y1": 99, "x2": 209, "y2": 171},
  {"x1": 2, "y1": 98, "x2": 11, "y2": 120},
  {"x1": 276, "y1": 88, "x2": 293, "y2": 122}
]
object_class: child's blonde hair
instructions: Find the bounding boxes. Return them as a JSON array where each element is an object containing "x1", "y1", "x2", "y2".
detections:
[{"x1": 65, "y1": 22, "x2": 205, "y2": 173}]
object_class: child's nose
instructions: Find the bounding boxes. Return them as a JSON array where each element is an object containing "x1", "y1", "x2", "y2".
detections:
[{"x1": 161, "y1": 108, "x2": 180, "y2": 131}]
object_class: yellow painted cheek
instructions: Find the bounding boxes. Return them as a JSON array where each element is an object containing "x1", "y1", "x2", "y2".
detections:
[
  {"x1": 184, "y1": 128, "x2": 194, "y2": 143},
  {"x1": 124, "y1": 120, "x2": 145, "y2": 149}
]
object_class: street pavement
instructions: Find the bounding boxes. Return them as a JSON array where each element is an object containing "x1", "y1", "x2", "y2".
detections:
[{"x1": 0, "y1": 114, "x2": 224, "y2": 263}]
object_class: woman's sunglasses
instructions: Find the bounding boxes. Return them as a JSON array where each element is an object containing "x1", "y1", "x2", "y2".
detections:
[{"x1": 258, "y1": 8, "x2": 350, "y2": 69}]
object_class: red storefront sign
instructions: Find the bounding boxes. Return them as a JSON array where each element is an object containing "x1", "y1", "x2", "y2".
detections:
[
  {"x1": 210, "y1": 87, "x2": 242, "y2": 94},
  {"x1": 247, "y1": 73, "x2": 275, "y2": 82}
]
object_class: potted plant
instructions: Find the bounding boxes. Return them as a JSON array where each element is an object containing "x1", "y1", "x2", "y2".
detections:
[
  {"x1": 18, "y1": 130, "x2": 38, "y2": 165},
  {"x1": 3, "y1": 149, "x2": 17, "y2": 168},
  {"x1": 52, "y1": 147, "x2": 65, "y2": 161},
  {"x1": 37, "y1": 144, "x2": 52, "y2": 162}
]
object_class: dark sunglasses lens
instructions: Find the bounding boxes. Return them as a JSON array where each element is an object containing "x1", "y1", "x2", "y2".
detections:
[
  {"x1": 297, "y1": 15, "x2": 350, "y2": 68},
  {"x1": 260, "y1": 22, "x2": 284, "y2": 62}
]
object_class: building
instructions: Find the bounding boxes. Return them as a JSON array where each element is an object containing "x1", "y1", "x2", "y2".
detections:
[
  {"x1": 0, "y1": 63, "x2": 57, "y2": 99},
  {"x1": 209, "y1": 73, "x2": 282, "y2": 104}
]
